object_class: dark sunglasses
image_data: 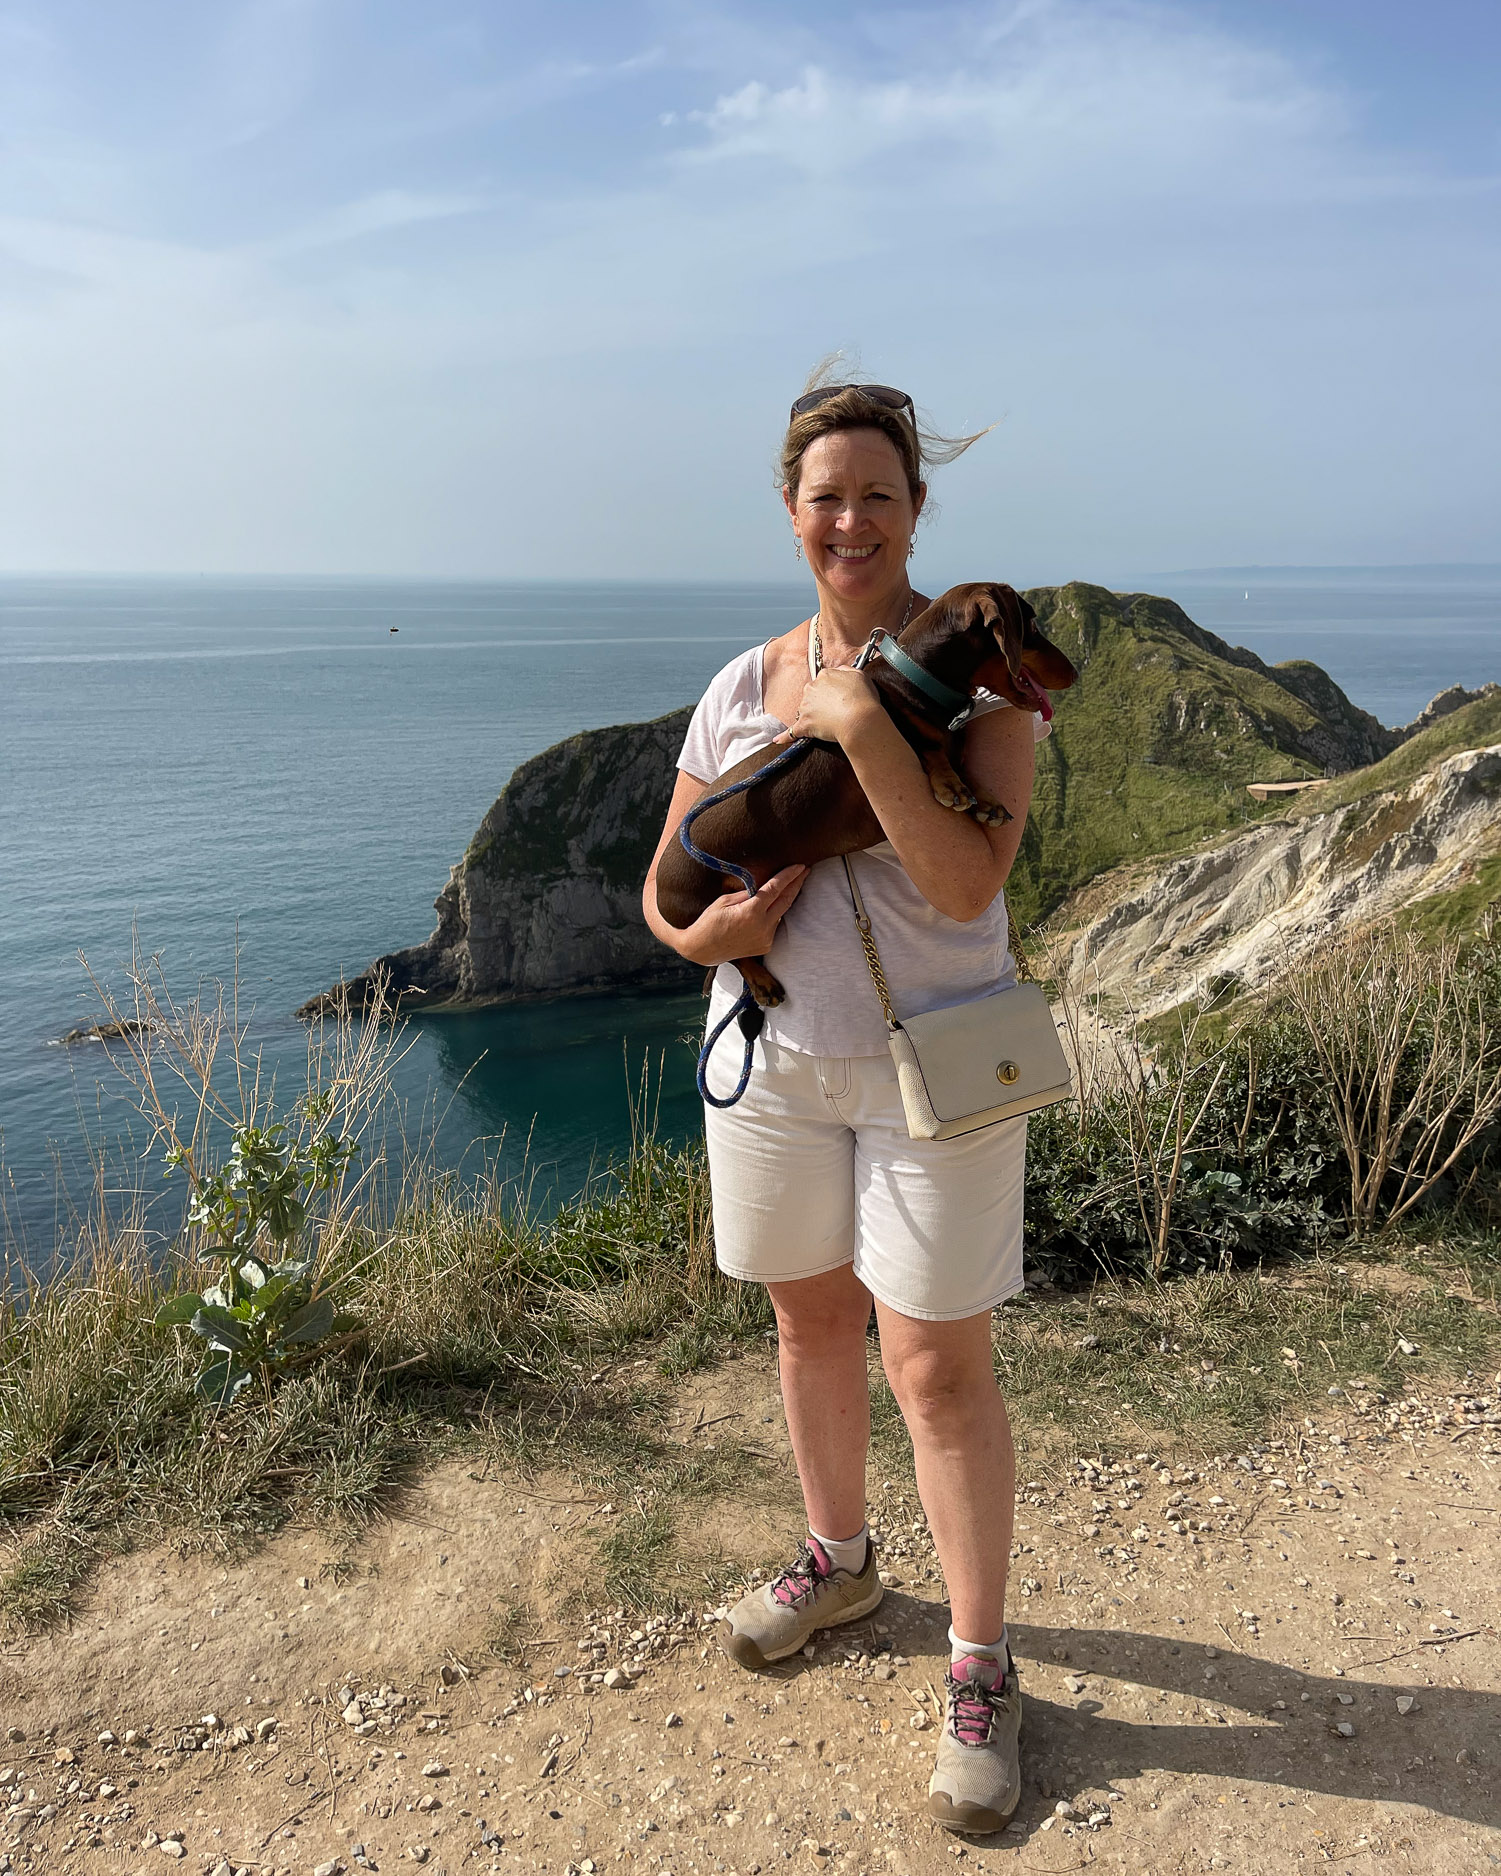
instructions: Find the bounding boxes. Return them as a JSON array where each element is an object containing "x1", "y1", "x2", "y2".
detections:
[{"x1": 789, "y1": 383, "x2": 915, "y2": 422}]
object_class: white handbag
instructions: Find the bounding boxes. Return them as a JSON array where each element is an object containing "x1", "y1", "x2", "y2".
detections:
[{"x1": 843, "y1": 857, "x2": 1073, "y2": 1140}]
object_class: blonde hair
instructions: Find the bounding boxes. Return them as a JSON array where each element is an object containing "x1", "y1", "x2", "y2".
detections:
[{"x1": 779, "y1": 357, "x2": 991, "y2": 503}]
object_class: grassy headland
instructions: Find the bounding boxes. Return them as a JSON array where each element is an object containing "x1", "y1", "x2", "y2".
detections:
[
  {"x1": 1006, "y1": 584, "x2": 1398, "y2": 926},
  {"x1": 4, "y1": 910, "x2": 1499, "y2": 1635}
]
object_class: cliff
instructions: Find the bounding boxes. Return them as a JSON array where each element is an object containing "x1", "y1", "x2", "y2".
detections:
[
  {"x1": 1061, "y1": 691, "x2": 1501, "y2": 1018},
  {"x1": 298, "y1": 707, "x2": 697, "y2": 1015},
  {"x1": 1003, "y1": 585, "x2": 1406, "y2": 925}
]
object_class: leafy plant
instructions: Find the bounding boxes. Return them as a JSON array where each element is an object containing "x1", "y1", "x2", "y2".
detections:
[{"x1": 154, "y1": 1106, "x2": 360, "y2": 1404}]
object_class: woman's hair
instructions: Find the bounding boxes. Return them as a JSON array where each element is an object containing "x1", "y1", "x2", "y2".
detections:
[{"x1": 779, "y1": 357, "x2": 992, "y2": 504}]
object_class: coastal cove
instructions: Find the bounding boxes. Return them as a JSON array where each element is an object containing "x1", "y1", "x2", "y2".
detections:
[{"x1": 2, "y1": 572, "x2": 1498, "y2": 1258}]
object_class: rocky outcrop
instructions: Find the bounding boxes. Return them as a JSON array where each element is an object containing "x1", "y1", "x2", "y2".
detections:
[
  {"x1": 1065, "y1": 744, "x2": 1501, "y2": 1017},
  {"x1": 299, "y1": 707, "x2": 697, "y2": 1014},
  {"x1": 1400, "y1": 681, "x2": 1501, "y2": 738}
]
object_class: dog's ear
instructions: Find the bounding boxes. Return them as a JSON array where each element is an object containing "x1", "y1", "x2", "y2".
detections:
[{"x1": 981, "y1": 583, "x2": 1032, "y2": 679}]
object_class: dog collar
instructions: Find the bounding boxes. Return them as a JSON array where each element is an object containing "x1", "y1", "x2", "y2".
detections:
[{"x1": 871, "y1": 631, "x2": 974, "y2": 730}]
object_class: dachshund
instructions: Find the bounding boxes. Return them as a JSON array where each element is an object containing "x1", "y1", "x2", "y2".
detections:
[{"x1": 653, "y1": 581, "x2": 1077, "y2": 1012}]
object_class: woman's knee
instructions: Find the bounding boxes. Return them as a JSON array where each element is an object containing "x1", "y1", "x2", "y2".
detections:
[
  {"x1": 769, "y1": 1267, "x2": 871, "y2": 1359},
  {"x1": 882, "y1": 1339, "x2": 998, "y2": 1433}
]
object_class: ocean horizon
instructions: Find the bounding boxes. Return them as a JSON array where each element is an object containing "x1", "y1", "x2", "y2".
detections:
[{"x1": 3, "y1": 569, "x2": 1497, "y2": 1260}]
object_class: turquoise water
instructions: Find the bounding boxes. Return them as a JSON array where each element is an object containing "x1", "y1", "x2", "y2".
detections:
[{"x1": 2, "y1": 573, "x2": 1497, "y2": 1258}]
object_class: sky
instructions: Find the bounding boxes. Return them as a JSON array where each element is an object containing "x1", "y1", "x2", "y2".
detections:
[{"x1": 0, "y1": 0, "x2": 1498, "y2": 583}]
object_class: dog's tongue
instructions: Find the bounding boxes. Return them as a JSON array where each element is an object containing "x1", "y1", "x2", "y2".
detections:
[{"x1": 1015, "y1": 667, "x2": 1054, "y2": 722}]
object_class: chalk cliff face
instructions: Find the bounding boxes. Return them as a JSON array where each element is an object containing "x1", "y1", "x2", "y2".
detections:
[
  {"x1": 1066, "y1": 743, "x2": 1501, "y2": 1018},
  {"x1": 299, "y1": 707, "x2": 697, "y2": 1014}
]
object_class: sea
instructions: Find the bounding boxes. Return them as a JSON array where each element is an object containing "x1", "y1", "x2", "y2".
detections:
[{"x1": 2, "y1": 569, "x2": 1498, "y2": 1261}]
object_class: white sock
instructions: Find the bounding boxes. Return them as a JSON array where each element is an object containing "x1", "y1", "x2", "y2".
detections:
[
  {"x1": 809, "y1": 1525, "x2": 869, "y2": 1574},
  {"x1": 949, "y1": 1624, "x2": 1009, "y2": 1667}
]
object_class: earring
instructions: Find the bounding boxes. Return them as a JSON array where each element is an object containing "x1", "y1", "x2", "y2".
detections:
[
  {"x1": 794, "y1": 536, "x2": 803, "y2": 560},
  {"x1": 908, "y1": 532, "x2": 917, "y2": 558}
]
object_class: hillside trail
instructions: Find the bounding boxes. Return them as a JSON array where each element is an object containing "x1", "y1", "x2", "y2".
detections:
[{"x1": 2, "y1": 1348, "x2": 1497, "y2": 1876}]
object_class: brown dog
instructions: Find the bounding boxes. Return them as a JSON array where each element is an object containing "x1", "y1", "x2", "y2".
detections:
[{"x1": 654, "y1": 582, "x2": 1077, "y2": 1010}]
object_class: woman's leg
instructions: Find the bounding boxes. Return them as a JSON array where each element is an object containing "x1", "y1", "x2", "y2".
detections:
[
  {"x1": 720, "y1": 1263, "x2": 880, "y2": 1668},
  {"x1": 874, "y1": 1302, "x2": 1014, "y2": 1643},
  {"x1": 767, "y1": 1263, "x2": 875, "y2": 1541}
]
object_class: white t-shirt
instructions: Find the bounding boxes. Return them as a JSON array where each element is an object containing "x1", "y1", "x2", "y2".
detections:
[{"x1": 676, "y1": 643, "x2": 1050, "y2": 1059}]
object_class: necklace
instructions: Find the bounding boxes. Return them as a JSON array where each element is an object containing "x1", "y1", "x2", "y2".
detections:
[{"x1": 812, "y1": 592, "x2": 915, "y2": 675}]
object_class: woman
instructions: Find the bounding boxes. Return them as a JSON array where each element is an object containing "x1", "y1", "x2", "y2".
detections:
[{"x1": 642, "y1": 378, "x2": 1048, "y2": 1835}]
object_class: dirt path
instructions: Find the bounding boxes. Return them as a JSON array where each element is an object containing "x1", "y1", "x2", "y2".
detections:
[{"x1": 2, "y1": 1351, "x2": 1497, "y2": 1876}]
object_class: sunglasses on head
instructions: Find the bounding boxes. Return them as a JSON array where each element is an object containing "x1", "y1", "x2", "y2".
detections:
[{"x1": 789, "y1": 383, "x2": 915, "y2": 422}]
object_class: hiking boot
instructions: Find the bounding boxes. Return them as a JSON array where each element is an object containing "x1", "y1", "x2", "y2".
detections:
[
  {"x1": 719, "y1": 1535, "x2": 883, "y2": 1670},
  {"x1": 927, "y1": 1649, "x2": 1023, "y2": 1833}
]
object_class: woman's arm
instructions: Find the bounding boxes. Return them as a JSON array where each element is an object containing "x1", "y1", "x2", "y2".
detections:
[
  {"x1": 643, "y1": 769, "x2": 809, "y2": 966},
  {"x1": 778, "y1": 670, "x2": 1037, "y2": 922}
]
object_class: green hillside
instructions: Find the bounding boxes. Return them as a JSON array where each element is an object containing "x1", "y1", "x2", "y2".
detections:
[{"x1": 1007, "y1": 583, "x2": 1400, "y2": 926}]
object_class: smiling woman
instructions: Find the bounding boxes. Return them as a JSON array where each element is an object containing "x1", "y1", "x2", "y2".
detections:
[{"x1": 642, "y1": 368, "x2": 1056, "y2": 1837}]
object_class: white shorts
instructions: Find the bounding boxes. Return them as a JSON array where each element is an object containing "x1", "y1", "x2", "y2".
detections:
[{"x1": 703, "y1": 1036, "x2": 1027, "y2": 1322}]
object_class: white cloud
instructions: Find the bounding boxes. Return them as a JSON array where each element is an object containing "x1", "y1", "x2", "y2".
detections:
[{"x1": 0, "y1": 0, "x2": 1495, "y2": 576}]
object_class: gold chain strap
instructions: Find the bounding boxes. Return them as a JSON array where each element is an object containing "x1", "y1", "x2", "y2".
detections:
[
  {"x1": 853, "y1": 907, "x2": 899, "y2": 1029},
  {"x1": 843, "y1": 856, "x2": 899, "y2": 1029},
  {"x1": 1010, "y1": 930, "x2": 1036, "y2": 983},
  {"x1": 845, "y1": 856, "x2": 1036, "y2": 1007}
]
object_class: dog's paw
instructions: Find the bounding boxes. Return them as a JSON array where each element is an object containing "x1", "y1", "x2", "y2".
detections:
[
  {"x1": 971, "y1": 799, "x2": 1014, "y2": 827},
  {"x1": 930, "y1": 777, "x2": 976, "y2": 813},
  {"x1": 742, "y1": 971, "x2": 786, "y2": 1009}
]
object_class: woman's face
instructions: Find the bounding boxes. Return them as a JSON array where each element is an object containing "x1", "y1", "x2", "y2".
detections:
[{"x1": 784, "y1": 427, "x2": 924, "y2": 608}]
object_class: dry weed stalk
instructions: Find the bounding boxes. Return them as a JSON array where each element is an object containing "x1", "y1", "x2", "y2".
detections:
[
  {"x1": 1108, "y1": 1006, "x2": 1230, "y2": 1275},
  {"x1": 1281, "y1": 921, "x2": 1501, "y2": 1231},
  {"x1": 77, "y1": 937, "x2": 409, "y2": 1260}
]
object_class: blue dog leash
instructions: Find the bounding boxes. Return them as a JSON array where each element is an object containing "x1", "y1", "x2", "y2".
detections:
[{"x1": 678, "y1": 739, "x2": 811, "y2": 1107}]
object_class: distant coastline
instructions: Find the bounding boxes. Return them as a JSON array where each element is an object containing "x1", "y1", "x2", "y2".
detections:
[{"x1": 1159, "y1": 562, "x2": 1501, "y2": 583}]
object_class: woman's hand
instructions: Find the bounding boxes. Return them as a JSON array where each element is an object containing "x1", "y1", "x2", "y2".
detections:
[
  {"x1": 659, "y1": 864, "x2": 809, "y2": 967},
  {"x1": 773, "y1": 668, "x2": 883, "y2": 749}
]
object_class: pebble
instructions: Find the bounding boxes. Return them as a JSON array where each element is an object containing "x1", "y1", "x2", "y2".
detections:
[
  {"x1": 97, "y1": 1730, "x2": 118, "y2": 1746},
  {"x1": 1335, "y1": 1721, "x2": 1356, "y2": 1738},
  {"x1": 421, "y1": 1760, "x2": 449, "y2": 1778},
  {"x1": 1064, "y1": 1676, "x2": 1085, "y2": 1694},
  {"x1": 1396, "y1": 1696, "x2": 1418, "y2": 1716},
  {"x1": 159, "y1": 1844, "x2": 186, "y2": 1861},
  {"x1": 602, "y1": 1668, "x2": 632, "y2": 1690},
  {"x1": 665, "y1": 1713, "x2": 683, "y2": 1728}
]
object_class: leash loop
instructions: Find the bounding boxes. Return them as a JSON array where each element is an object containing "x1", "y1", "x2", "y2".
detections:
[{"x1": 678, "y1": 740, "x2": 810, "y2": 1107}]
